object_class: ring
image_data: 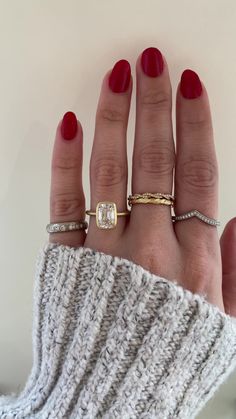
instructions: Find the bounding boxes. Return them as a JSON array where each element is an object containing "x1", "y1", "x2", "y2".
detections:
[
  {"x1": 127, "y1": 194, "x2": 220, "y2": 226},
  {"x1": 46, "y1": 220, "x2": 88, "y2": 233},
  {"x1": 47, "y1": 198, "x2": 220, "y2": 233},
  {"x1": 172, "y1": 210, "x2": 220, "y2": 226},
  {"x1": 86, "y1": 202, "x2": 130, "y2": 229},
  {"x1": 128, "y1": 192, "x2": 174, "y2": 206}
]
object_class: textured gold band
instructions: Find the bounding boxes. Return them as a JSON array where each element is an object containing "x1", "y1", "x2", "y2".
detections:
[
  {"x1": 128, "y1": 192, "x2": 175, "y2": 200},
  {"x1": 128, "y1": 193, "x2": 174, "y2": 207},
  {"x1": 128, "y1": 197, "x2": 173, "y2": 206}
]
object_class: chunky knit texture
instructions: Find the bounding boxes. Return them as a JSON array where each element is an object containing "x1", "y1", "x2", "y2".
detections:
[{"x1": 1, "y1": 241, "x2": 236, "y2": 419}]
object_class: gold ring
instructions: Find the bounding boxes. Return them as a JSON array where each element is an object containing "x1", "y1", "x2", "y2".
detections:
[
  {"x1": 86, "y1": 202, "x2": 130, "y2": 230},
  {"x1": 128, "y1": 192, "x2": 174, "y2": 206}
]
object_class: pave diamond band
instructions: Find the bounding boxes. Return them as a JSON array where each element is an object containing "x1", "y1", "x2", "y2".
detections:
[
  {"x1": 46, "y1": 221, "x2": 88, "y2": 233},
  {"x1": 172, "y1": 210, "x2": 220, "y2": 226}
]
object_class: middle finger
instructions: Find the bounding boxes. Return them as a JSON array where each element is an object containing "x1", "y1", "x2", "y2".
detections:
[{"x1": 130, "y1": 47, "x2": 176, "y2": 238}]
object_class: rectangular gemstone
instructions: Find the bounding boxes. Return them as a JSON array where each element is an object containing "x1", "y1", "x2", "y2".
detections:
[{"x1": 96, "y1": 202, "x2": 117, "y2": 229}]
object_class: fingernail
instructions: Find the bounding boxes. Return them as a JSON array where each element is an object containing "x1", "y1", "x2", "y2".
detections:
[
  {"x1": 108, "y1": 59, "x2": 131, "y2": 93},
  {"x1": 61, "y1": 111, "x2": 78, "y2": 140},
  {"x1": 180, "y1": 69, "x2": 203, "y2": 99},
  {"x1": 141, "y1": 47, "x2": 164, "y2": 77}
]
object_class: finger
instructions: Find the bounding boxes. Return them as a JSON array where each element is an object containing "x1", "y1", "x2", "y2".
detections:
[
  {"x1": 174, "y1": 70, "x2": 219, "y2": 246},
  {"x1": 49, "y1": 111, "x2": 86, "y2": 247},
  {"x1": 220, "y1": 217, "x2": 236, "y2": 316},
  {"x1": 130, "y1": 47, "x2": 176, "y2": 240},
  {"x1": 85, "y1": 60, "x2": 132, "y2": 252}
]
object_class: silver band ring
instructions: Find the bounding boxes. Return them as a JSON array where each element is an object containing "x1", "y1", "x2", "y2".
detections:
[
  {"x1": 172, "y1": 210, "x2": 220, "y2": 226},
  {"x1": 46, "y1": 220, "x2": 88, "y2": 233}
]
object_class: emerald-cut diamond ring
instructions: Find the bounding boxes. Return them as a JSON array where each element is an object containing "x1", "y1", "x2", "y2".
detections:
[{"x1": 86, "y1": 202, "x2": 130, "y2": 229}]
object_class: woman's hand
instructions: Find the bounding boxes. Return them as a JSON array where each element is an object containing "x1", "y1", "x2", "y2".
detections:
[{"x1": 48, "y1": 47, "x2": 236, "y2": 316}]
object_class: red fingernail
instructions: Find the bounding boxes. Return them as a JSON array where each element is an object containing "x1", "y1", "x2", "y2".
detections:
[
  {"x1": 61, "y1": 111, "x2": 78, "y2": 140},
  {"x1": 141, "y1": 47, "x2": 164, "y2": 77},
  {"x1": 180, "y1": 69, "x2": 202, "y2": 99},
  {"x1": 108, "y1": 59, "x2": 131, "y2": 93}
]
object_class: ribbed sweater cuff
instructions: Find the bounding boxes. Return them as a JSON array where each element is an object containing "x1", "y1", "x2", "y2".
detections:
[{"x1": 0, "y1": 242, "x2": 236, "y2": 419}]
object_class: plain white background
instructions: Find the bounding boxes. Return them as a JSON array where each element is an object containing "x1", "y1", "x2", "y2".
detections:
[{"x1": 0, "y1": 1, "x2": 236, "y2": 417}]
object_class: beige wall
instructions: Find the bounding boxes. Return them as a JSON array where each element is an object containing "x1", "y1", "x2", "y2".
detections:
[{"x1": 0, "y1": 1, "x2": 236, "y2": 417}]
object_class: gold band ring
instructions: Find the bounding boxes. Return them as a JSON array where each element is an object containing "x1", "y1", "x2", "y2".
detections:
[
  {"x1": 128, "y1": 192, "x2": 174, "y2": 206},
  {"x1": 128, "y1": 197, "x2": 173, "y2": 206},
  {"x1": 128, "y1": 192, "x2": 175, "y2": 200},
  {"x1": 86, "y1": 202, "x2": 130, "y2": 230}
]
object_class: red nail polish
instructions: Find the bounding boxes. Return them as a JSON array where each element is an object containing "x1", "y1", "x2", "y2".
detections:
[
  {"x1": 141, "y1": 47, "x2": 164, "y2": 77},
  {"x1": 180, "y1": 69, "x2": 202, "y2": 99},
  {"x1": 61, "y1": 111, "x2": 78, "y2": 140},
  {"x1": 108, "y1": 59, "x2": 131, "y2": 93}
]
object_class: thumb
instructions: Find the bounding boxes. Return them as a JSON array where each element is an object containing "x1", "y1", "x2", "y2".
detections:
[{"x1": 220, "y1": 217, "x2": 236, "y2": 317}]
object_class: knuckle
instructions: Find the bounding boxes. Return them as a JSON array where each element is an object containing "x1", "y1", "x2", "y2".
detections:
[
  {"x1": 137, "y1": 140, "x2": 175, "y2": 176},
  {"x1": 183, "y1": 235, "x2": 221, "y2": 295},
  {"x1": 142, "y1": 253, "x2": 159, "y2": 273},
  {"x1": 92, "y1": 155, "x2": 126, "y2": 188},
  {"x1": 52, "y1": 155, "x2": 80, "y2": 171},
  {"x1": 188, "y1": 266, "x2": 209, "y2": 294},
  {"x1": 181, "y1": 158, "x2": 218, "y2": 193},
  {"x1": 51, "y1": 192, "x2": 84, "y2": 218},
  {"x1": 182, "y1": 118, "x2": 212, "y2": 134},
  {"x1": 133, "y1": 242, "x2": 171, "y2": 276},
  {"x1": 133, "y1": 247, "x2": 159, "y2": 274},
  {"x1": 140, "y1": 88, "x2": 171, "y2": 112},
  {"x1": 184, "y1": 253, "x2": 214, "y2": 295},
  {"x1": 98, "y1": 106, "x2": 125, "y2": 124}
]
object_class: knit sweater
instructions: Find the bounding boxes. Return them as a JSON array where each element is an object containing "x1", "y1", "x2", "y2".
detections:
[{"x1": 0, "y1": 242, "x2": 236, "y2": 419}]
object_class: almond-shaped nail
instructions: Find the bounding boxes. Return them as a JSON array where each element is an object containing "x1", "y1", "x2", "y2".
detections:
[
  {"x1": 180, "y1": 69, "x2": 202, "y2": 99},
  {"x1": 108, "y1": 59, "x2": 131, "y2": 93},
  {"x1": 61, "y1": 111, "x2": 78, "y2": 140},
  {"x1": 141, "y1": 47, "x2": 164, "y2": 77}
]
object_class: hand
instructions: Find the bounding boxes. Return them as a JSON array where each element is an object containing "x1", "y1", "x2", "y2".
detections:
[{"x1": 48, "y1": 47, "x2": 236, "y2": 316}]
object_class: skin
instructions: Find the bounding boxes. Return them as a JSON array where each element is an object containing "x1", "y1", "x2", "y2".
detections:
[{"x1": 49, "y1": 50, "x2": 236, "y2": 316}]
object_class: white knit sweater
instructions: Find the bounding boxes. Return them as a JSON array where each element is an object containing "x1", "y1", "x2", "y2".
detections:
[{"x1": 0, "y1": 242, "x2": 236, "y2": 419}]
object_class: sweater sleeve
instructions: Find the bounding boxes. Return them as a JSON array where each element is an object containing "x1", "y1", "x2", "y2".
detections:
[{"x1": 0, "y1": 242, "x2": 236, "y2": 419}]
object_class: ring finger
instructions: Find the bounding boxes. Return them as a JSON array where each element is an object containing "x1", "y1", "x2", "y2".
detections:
[
  {"x1": 174, "y1": 70, "x2": 219, "y2": 244},
  {"x1": 174, "y1": 70, "x2": 223, "y2": 306}
]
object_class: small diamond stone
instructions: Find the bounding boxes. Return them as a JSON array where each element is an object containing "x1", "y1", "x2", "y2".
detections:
[{"x1": 96, "y1": 202, "x2": 117, "y2": 229}]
